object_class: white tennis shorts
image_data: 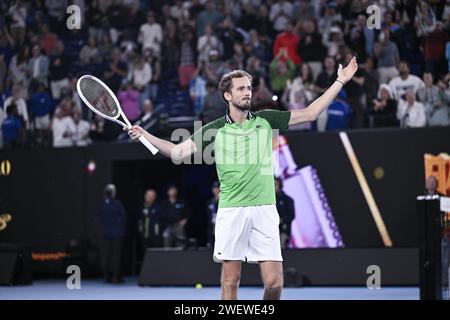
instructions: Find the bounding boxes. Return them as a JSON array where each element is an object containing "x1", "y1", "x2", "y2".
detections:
[{"x1": 213, "y1": 204, "x2": 283, "y2": 264}]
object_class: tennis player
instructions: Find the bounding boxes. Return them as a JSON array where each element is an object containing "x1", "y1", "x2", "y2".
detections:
[{"x1": 125, "y1": 57, "x2": 358, "y2": 300}]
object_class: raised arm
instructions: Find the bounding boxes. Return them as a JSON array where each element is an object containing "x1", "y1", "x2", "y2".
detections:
[
  {"x1": 125, "y1": 125, "x2": 197, "y2": 160},
  {"x1": 288, "y1": 57, "x2": 358, "y2": 126}
]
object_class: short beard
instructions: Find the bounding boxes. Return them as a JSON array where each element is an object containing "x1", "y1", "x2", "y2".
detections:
[{"x1": 232, "y1": 100, "x2": 251, "y2": 110}]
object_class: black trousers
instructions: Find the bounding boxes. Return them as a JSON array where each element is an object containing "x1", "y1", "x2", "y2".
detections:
[{"x1": 101, "y1": 238, "x2": 122, "y2": 279}]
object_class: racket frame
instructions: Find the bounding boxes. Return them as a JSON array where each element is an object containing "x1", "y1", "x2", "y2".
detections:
[
  {"x1": 76, "y1": 75, "x2": 159, "y2": 155},
  {"x1": 77, "y1": 75, "x2": 131, "y2": 127}
]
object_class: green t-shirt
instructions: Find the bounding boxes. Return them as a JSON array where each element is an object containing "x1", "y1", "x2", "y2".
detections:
[{"x1": 190, "y1": 109, "x2": 291, "y2": 208}]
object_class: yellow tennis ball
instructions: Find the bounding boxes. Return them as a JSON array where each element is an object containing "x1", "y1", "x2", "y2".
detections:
[
  {"x1": 195, "y1": 283, "x2": 203, "y2": 289},
  {"x1": 374, "y1": 166, "x2": 384, "y2": 180}
]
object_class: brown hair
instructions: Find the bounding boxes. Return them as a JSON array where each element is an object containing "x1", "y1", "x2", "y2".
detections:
[{"x1": 218, "y1": 70, "x2": 253, "y2": 103}]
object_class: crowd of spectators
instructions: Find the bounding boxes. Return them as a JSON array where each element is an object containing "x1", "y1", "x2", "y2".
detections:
[{"x1": 1, "y1": 0, "x2": 449, "y2": 149}]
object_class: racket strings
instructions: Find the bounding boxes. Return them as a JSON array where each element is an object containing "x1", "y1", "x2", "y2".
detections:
[{"x1": 79, "y1": 77, "x2": 119, "y2": 118}]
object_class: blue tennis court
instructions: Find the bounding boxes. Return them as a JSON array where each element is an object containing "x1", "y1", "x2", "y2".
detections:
[{"x1": 0, "y1": 277, "x2": 419, "y2": 300}]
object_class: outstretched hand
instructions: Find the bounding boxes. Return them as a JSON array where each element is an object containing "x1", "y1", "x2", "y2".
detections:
[{"x1": 337, "y1": 57, "x2": 358, "y2": 84}]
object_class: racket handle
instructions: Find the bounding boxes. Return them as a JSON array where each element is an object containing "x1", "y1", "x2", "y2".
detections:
[{"x1": 138, "y1": 136, "x2": 159, "y2": 155}]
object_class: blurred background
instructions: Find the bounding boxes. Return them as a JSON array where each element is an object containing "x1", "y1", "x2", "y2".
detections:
[{"x1": 0, "y1": 0, "x2": 449, "y2": 292}]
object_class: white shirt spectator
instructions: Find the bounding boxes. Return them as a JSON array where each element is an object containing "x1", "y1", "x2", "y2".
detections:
[
  {"x1": 319, "y1": 14, "x2": 342, "y2": 36},
  {"x1": 287, "y1": 77, "x2": 315, "y2": 106},
  {"x1": 389, "y1": 75, "x2": 425, "y2": 100},
  {"x1": 4, "y1": 97, "x2": 29, "y2": 127},
  {"x1": 9, "y1": 54, "x2": 28, "y2": 87},
  {"x1": 170, "y1": 2, "x2": 184, "y2": 20},
  {"x1": 79, "y1": 45, "x2": 99, "y2": 64},
  {"x1": 397, "y1": 99, "x2": 426, "y2": 128},
  {"x1": 8, "y1": 2, "x2": 27, "y2": 28},
  {"x1": 72, "y1": 119, "x2": 91, "y2": 146},
  {"x1": 322, "y1": 27, "x2": 344, "y2": 57},
  {"x1": 52, "y1": 115, "x2": 75, "y2": 147},
  {"x1": 138, "y1": 22, "x2": 163, "y2": 56},
  {"x1": 444, "y1": 3, "x2": 450, "y2": 23},
  {"x1": 269, "y1": 1, "x2": 293, "y2": 32},
  {"x1": 33, "y1": 56, "x2": 42, "y2": 78},
  {"x1": 128, "y1": 63, "x2": 152, "y2": 88},
  {"x1": 197, "y1": 35, "x2": 221, "y2": 63}
]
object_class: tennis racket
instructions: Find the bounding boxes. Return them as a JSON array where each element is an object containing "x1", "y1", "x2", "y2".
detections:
[{"x1": 76, "y1": 75, "x2": 159, "y2": 155}]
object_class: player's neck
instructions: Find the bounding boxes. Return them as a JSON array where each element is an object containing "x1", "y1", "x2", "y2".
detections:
[{"x1": 228, "y1": 105, "x2": 249, "y2": 124}]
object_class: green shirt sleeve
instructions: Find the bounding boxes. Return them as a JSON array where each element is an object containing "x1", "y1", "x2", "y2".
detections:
[
  {"x1": 269, "y1": 58, "x2": 279, "y2": 77},
  {"x1": 256, "y1": 109, "x2": 292, "y2": 133},
  {"x1": 287, "y1": 59, "x2": 296, "y2": 78},
  {"x1": 189, "y1": 118, "x2": 225, "y2": 153}
]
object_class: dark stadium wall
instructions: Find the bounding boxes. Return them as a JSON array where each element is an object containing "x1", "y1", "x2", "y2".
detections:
[{"x1": 0, "y1": 127, "x2": 449, "y2": 276}]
